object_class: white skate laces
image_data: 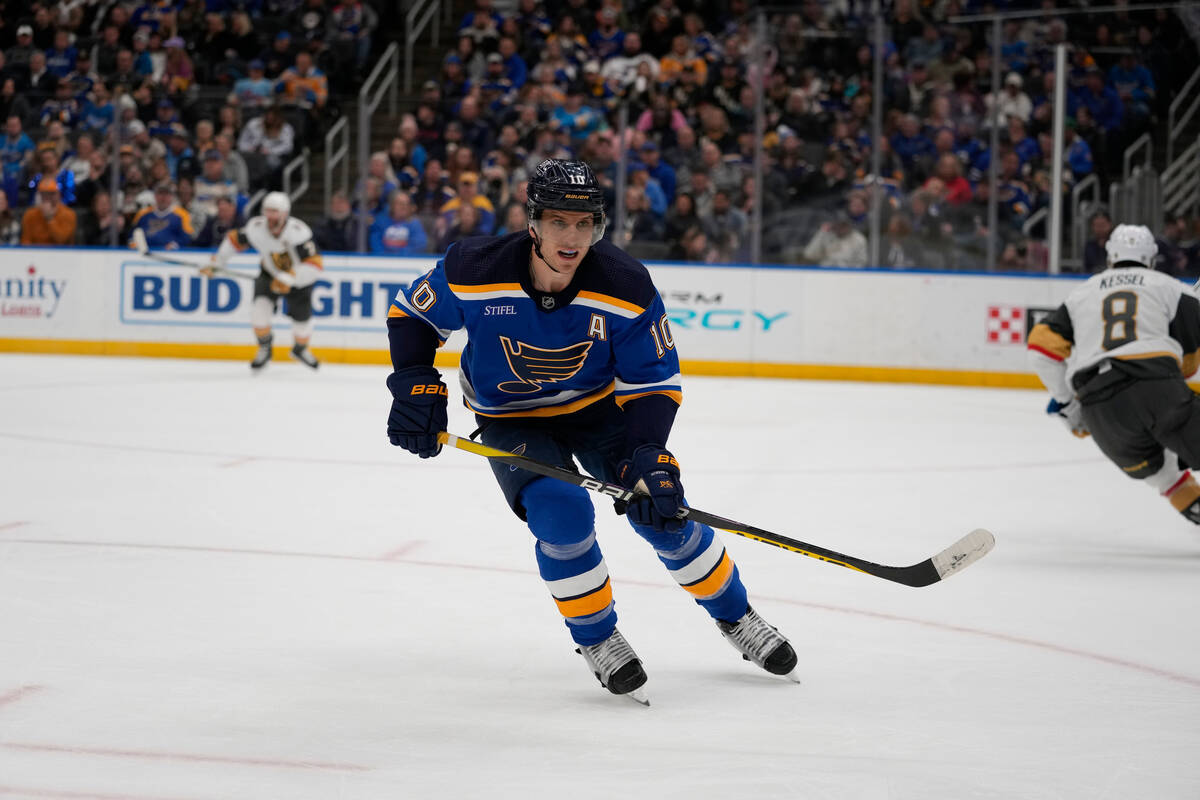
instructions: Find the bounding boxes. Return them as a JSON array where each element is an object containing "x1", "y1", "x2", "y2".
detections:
[
  {"x1": 577, "y1": 628, "x2": 648, "y2": 701},
  {"x1": 717, "y1": 606, "x2": 799, "y2": 678}
]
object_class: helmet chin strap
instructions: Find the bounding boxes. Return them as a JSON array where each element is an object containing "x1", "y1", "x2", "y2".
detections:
[{"x1": 529, "y1": 225, "x2": 566, "y2": 274}]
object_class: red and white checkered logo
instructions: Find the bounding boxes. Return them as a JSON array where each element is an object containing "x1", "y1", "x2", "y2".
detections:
[{"x1": 986, "y1": 305, "x2": 1026, "y2": 344}]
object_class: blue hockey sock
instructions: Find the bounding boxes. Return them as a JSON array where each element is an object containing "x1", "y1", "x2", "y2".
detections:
[
  {"x1": 522, "y1": 478, "x2": 617, "y2": 646},
  {"x1": 636, "y1": 519, "x2": 748, "y2": 623}
]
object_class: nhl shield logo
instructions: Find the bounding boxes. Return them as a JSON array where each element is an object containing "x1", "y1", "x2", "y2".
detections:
[{"x1": 541, "y1": 296, "x2": 556, "y2": 310}]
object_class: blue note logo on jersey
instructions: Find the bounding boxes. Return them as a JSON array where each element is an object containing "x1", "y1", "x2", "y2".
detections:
[{"x1": 498, "y1": 336, "x2": 593, "y2": 394}]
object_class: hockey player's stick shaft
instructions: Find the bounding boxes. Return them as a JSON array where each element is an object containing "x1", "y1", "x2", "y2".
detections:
[
  {"x1": 437, "y1": 432, "x2": 994, "y2": 587},
  {"x1": 132, "y1": 228, "x2": 253, "y2": 279}
]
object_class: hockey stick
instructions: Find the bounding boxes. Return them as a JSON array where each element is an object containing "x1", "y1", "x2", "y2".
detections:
[
  {"x1": 130, "y1": 228, "x2": 255, "y2": 280},
  {"x1": 437, "y1": 432, "x2": 995, "y2": 588}
]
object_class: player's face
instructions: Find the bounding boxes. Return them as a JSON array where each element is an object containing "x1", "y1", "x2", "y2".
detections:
[
  {"x1": 264, "y1": 208, "x2": 286, "y2": 236},
  {"x1": 535, "y1": 209, "x2": 595, "y2": 273}
]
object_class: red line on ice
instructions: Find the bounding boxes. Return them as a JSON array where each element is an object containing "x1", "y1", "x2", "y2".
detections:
[
  {"x1": 380, "y1": 541, "x2": 425, "y2": 560},
  {"x1": 10, "y1": 536, "x2": 1200, "y2": 690},
  {"x1": 0, "y1": 685, "x2": 43, "y2": 708},
  {"x1": 0, "y1": 742, "x2": 370, "y2": 772},
  {"x1": 217, "y1": 456, "x2": 256, "y2": 469},
  {"x1": 0, "y1": 784, "x2": 205, "y2": 800},
  {"x1": 789, "y1": 599, "x2": 1200, "y2": 689}
]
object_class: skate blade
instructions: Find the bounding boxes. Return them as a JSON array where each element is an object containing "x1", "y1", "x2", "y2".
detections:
[
  {"x1": 782, "y1": 669, "x2": 802, "y2": 684},
  {"x1": 289, "y1": 352, "x2": 319, "y2": 369},
  {"x1": 624, "y1": 687, "x2": 650, "y2": 707}
]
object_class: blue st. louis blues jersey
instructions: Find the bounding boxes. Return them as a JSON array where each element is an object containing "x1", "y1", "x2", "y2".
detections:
[{"x1": 389, "y1": 232, "x2": 682, "y2": 418}]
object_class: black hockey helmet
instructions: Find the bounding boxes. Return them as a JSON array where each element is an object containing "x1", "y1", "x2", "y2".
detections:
[{"x1": 526, "y1": 159, "x2": 607, "y2": 241}]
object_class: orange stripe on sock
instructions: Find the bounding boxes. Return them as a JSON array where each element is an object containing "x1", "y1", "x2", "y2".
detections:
[
  {"x1": 554, "y1": 579, "x2": 613, "y2": 618},
  {"x1": 681, "y1": 552, "x2": 734, "y2": 600},
  {"x1": 1167, "y1": 473, "x2": 1200, "y2": 511}
]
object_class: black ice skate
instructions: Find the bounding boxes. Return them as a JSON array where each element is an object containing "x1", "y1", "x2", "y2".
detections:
[
  {"x1": 250, "y1": 334, "x2": 273, "y2": 370},
  {"x1": 717, "y1": 605, "x2": 800, "y2": 681},
  {"x1": 290, "y1": 344, "x2": 319, "y2": 369},
  {"x1": 576, "y1": 628, "x2": 649, "y2": 706}
]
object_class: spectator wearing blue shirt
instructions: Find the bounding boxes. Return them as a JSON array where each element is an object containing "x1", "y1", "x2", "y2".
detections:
[
  {"x1": 551, "y1": 85, "x2": 603, "y2": 146},
  {"x1": 149, "y1": 100, "x2": 181, "y2": 140},
  {"x1": 627, "y1": 161, "x2": 667, "y2": 217},
  {"x1": 497, "y1": 37, "x2": 528, "y2": 89},
  {"x1": 457, "y1": 0, "x2": 503, "y2": 33},
  {"x1": 589, "y1": 7, "x2": 626, "y2": 61},
  {"x1": 27, "y1": 145, "x2": 77, "y2": 206},
  {"x1": 639, "y1": 140, "x2": 676, "y2": 204},
  {"x1": 131, "y1": 30, "x2": 154, "y2": 77},
  {"x1": 1108, "y1": 53, "x2": 1155, "y2": 122},
  {"x1": 999, "y1": 20, "x2": 1030, "y2": 75},
  {"x1": 131, "y1": 1, "x2": 180, "y2": 34},
  {"x1": 45, "y1": 30, "x2": 79, "y2": 78},
  {"x1": 356, "y1": 151, "x2": 398, "y2": 211},
  {"x1": 954, "y1": 121, "x2": 987, "y2": 177},
  {"x1": 65, "y1": 54, "x2": 97, "y2": 104},
  {"x1": 890, "y1": 114, "x2": 935, "y2": 173},
  {"x1": 1007, "y1": 117, "x2": 1039, "y2": 166},
  {"x1": 1064, "y1": 122, "x2": 1093, "y2": 178},
  {"x1": 133, "y1": 181, "x2": 194, "y2": 249},
  {"x1": 997, "y1": 150, "x2": 1031, "y2": 228},
  {"x1": 369, "y1": 192, "x2": 428, "y2": 255},
  {"x1": 0, "y1": 115, "x2": 34, "y2": 207},
  {"x1": 40, "y1": 79, "x2": 81, "y2": 129},
  {"x1": 79, "y1": 82, "x2": 115, "y2": 135},
  {"x1": 1069, "y1": 69, "x2": 1123, "y2": 133},
  {"x1": 233, "y1": 60, "x2": 275, "y2": 110},
  {"x1": 164, "y1": 124, "x2": 195, "y2": 181}
]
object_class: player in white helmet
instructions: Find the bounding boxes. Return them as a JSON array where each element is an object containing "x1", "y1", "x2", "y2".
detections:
[
  {"x1": 203, "y1": 191, "x2": 324, "y2": 369},
  {"x1": 1028, "y1": 223, "x2": 1200, "y2": 524}
]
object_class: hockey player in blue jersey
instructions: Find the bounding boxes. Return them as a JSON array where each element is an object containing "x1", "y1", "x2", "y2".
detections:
[{"x1": 385, "y1": 159, "x2": 797, "y2": 702}]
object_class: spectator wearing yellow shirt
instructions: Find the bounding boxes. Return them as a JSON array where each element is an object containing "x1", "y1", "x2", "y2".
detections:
[
  {"x1": 438, "y1": 171, "x2": 495, "y2": 235},
  {"x1": 659, "y1": 35, "x2": 707, "y2": 85},
  {"x1": 276, "y1": 51, "x2": 328, "y2": 145}
]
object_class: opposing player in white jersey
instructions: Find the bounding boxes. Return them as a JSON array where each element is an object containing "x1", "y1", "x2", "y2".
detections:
[
  {"x1": 202, "y1": 191, "x2": 324, "y2": 370},
  {"x1": 1028, "y1": 224, "x2": 1200, "y2": 523}
]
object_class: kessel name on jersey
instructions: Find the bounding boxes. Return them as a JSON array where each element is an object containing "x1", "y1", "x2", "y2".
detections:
[{"x1": 1096, "y1": 273, "x2": 1146, "y2": 290}]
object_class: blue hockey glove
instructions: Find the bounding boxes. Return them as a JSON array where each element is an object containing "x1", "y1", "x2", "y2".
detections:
[
  {"x1": 1047, "y1": 397, "x2": 1089, "y2": 438},
  {"x1": 386, "y1": 366, "x2": 448, "y2": 458},
  {"x1": 618, "y1": 445, "x2": 686, "y2": 533}
]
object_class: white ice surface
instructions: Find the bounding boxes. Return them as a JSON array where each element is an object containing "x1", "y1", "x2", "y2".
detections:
[{"x1": 1, "y1": 354, "x2": 1199, "y2": 799}]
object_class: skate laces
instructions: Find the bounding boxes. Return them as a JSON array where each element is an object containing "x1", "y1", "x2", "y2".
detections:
[
  {"x1": 721, "y1": 608, "x2": 785, "y2": 663},
  {"x1": 581, "y1": 630, "x2": 638, "y2": 679}
]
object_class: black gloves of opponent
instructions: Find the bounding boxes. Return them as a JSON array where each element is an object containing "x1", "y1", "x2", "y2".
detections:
[
  {"x1": 618, "y1": 445, "x2": 687, "y2": 533},
  {"x1": 386, "y1": 366, "x2": 448, "y2": 458}
]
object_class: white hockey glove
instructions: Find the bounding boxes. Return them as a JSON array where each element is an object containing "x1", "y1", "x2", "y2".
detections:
[
  {"x1": 270, "y1": 271, "x2": 295, "y2": 294},
  {"x1": 1047, "y1": 398, "x2": 1089, "y2": 438}
]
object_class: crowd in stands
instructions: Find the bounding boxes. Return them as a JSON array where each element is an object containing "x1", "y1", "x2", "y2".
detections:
[
  {"x1": 0, "y1": 0, "x2": 377, "y2": 249},
  {"x1": 3, "y1": 0, "x2": 1200, "y2": 275},
  {"x1": 310, "y1": 0, "x2": 1200, "y2": 274}
]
